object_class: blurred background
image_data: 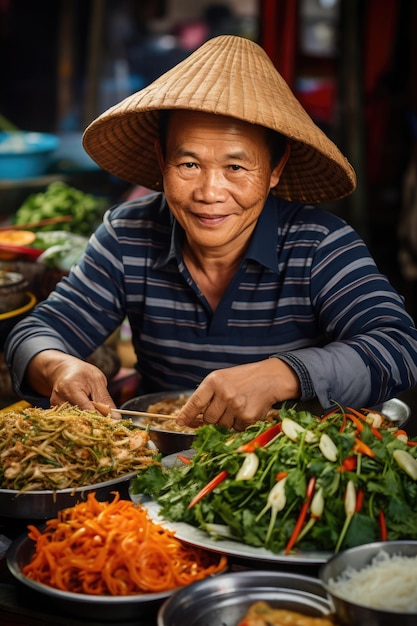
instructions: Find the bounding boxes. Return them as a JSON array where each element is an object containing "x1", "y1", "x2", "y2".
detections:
[{"x1": 0, "y1": 0, "x2": 417, "y2": 414}]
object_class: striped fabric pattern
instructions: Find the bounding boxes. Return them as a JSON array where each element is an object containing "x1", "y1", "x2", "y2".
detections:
[{"x1": 6, "y1": 193, "x2": 417, "y2": 408}]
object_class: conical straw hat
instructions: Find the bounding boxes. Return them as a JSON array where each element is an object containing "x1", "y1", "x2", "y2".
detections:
[{"x1": 83, "y1": 35, "x2": 356, "y2": 204}]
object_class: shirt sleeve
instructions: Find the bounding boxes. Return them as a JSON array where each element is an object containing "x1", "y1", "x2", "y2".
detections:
[
  {"x1": 275, "y1": 345, "x2": 371, "y2": 409},
  {"x1": 274, "y1": 216, "x2": 417, "y2": 410},
  {"x1": 4, "y1": 209, "x2": 127, "y2": 401}
]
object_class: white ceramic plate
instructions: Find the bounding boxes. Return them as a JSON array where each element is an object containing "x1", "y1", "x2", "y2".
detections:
[
  {"x1": 138, "y1": 496, "x2": 331, "y2": 566},
  {"x1": 131, "y1": 448, "x2": 330, "y2": 566}
]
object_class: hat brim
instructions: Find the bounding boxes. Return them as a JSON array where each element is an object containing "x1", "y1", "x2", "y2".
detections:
[{"x1": 83, "y1": 35, "x2": 356, "y2": 204}]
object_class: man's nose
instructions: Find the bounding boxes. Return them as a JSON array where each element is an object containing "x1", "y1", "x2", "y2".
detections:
[{"x1": 194, "y1": 169, "x2": 226, "y2": 202}]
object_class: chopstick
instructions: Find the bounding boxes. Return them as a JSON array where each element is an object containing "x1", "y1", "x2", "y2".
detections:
[
  {"x1": 0, "y1": 215, "x2": 73, "y2": 231},
  {"x1": 91, "y1": 401, "x2": 174, "y2": 421},
  {"x1": 110, "y1": 408, "x2": 174, "y2": 421}
]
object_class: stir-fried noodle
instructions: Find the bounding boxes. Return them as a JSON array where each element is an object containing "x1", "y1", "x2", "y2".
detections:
[{"x1": 0, "y1": 403, "x2": 158, "y2": 492}]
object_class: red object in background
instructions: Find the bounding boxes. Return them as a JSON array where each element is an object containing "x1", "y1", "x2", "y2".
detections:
[
  {"x1": 296, "y1": 78, "x2": 336, "y2": 124},
  {"x1": 109, "y1": 368, "x2": 140, "y2": 406},
  {"x1": 363, "y1": 0, "x2": 402, "y2": 184},
  {"x1": 260, "y1": 0, "x2": 298, "y2": 87},
  {"x1": 0, "y1": 244, "x2": 43, "y2": 261}
]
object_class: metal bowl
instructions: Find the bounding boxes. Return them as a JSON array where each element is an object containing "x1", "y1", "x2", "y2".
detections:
[
  {"x1": 158, "y1": 570, "x2": 334, "y2": 626},
  {"x1": 319, "y1": 541, "x2": 417, "y2": 625},
  {"x1": 7, "y1": 532, "x2": 174, "y2": 621},
  {"x1": 0, "y1": 290, "x2": 36, "y2": 351},
  {"x1": 372, "y1": 397, "x2": 411, "y2": 428},
  {"x1": 0, "y1": 472, "x2": 135, "y2": 520},
  {"x1": 121, "y1": 390, "x2": 195, "y2": 455}
]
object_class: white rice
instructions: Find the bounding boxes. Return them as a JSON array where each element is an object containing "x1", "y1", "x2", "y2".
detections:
[{"x1": 328, "y1": 550, "x2": 417, "y2": 612}]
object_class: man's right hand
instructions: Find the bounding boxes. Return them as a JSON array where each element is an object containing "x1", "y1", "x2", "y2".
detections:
[{"x1": 25, "y1": 350, "x2": 116, "y2": 410}]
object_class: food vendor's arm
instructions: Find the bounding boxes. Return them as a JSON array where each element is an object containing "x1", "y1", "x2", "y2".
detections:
[
  {"x1": 178, "y1": 217, "x2": 417, "y2": 428},
  {"x1": 5, "y1": 211, "x2": 126, "y2": 406},
  {"x1": 24, "y1": 349, "x2": 115, "y2": 410}
]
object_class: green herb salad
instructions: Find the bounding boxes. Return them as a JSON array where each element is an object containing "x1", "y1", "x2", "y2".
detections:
[{"x1": 131, "y1": 405, "x2": 417, "y2": 555}]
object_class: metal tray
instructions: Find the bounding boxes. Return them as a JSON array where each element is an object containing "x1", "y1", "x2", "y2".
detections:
[
  {"x1": 0, "y1": 472, "x2": 135, "y2": 520},
  {"x1": 7, "y1": 531, "x2": 173, "y2": 622},
  {"x1": 158, "y1": 570, "x2": 334, "y2": 626}
]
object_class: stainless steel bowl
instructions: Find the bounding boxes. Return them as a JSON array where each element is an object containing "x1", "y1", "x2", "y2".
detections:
[
  {"x1": 158, "y1": 570, "x2": 334, "y2": 626},
  {"x1": 319, "y1": 540, "x2": 417, "y2": 625},
  {"x1": 0, "y1": 270, "x2": 29, "y2": 313},
  {"x1": 121, "y1": 390, "x2": 195, "y2": 455},
  {"x1": 0, "y1": 472, "x2": 135, "y2": 519},
  {"x1": 373, "y1": 397, "x2": 411, "y2": 428}
]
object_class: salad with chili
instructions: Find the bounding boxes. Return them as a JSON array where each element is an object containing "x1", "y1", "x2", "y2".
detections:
[{"x1": 131, "y1": 405, "x2": 417, "y2": 554}]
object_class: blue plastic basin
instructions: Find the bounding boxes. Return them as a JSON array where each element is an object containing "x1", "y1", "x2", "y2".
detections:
[{"x1": 0, "y1": 131, "x2": 60, "y2": 179}]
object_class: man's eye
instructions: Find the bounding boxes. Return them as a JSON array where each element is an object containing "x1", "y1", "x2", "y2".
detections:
[
  {"x1": 229, "y1": 164, "x2": 243, "y2": 171},
  {"x1": 183, "y1": 162, "x2": 196, "y2": 169}
]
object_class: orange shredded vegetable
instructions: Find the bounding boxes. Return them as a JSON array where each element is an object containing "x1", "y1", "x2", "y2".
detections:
[{"x1": 22, "y1": 492, "x2": 227, "y2": 596}]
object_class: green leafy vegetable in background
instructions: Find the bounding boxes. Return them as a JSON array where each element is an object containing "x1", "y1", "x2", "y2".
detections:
[
  {"x1": 13, "y1": 181, "x2": 110, "y2": 236},
  {"x1": 131, "y1": 406, "x2": 417, "y2": 555}
]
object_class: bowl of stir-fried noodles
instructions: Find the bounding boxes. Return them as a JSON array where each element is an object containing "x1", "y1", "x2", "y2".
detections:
[
  {"x1": 121, "y1": 390, "x2": 282, "y2": 455},
  {"x1": 121, "y1": 390, "x2": 198, "y2": 455},
  {"x1": 0, "y1": 403, "x2": 158, "y2": 519}
]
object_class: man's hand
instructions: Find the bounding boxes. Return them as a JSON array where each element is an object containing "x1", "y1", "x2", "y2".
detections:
[
  {"x1": 176, "y1": 358, "x2": 301, "y2": 431},
  {"x1": 25, "y1": 350, "x2": 116, "y2": 410}
]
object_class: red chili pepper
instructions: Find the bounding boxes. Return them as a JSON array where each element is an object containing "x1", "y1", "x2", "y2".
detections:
[
  {"x1": 394, "y1": 431, "x2": 417, "y2": 446},
  {"x1": 320, "y1": 408, "x2": 339, "y2": 422},
  {"x1": 378, "y1": 509, "x2": 387, "y2": 541},
  {"x1": 371, "y1": 427, "x2": 383, "y2": 440},
  {"x1": 321, "y1": 408, "x2": 347, "y2": 433},
  {"x1": 177, "y1": 454, "x2": 192, "y2": 465},
  {"x1": 237, "y1": 423, "x2": 282, "y2": 453},
  {"x1": 345, "y1": 412, "x2": 365, "y2": 432},
  {"x1": 355, "y1": 488, "x2": 364, "y2": 512},
  {"x1": 353, "y1": 436, "x2": 375, "y2": 458},
  {"x1": 338, "y1": 456, "x2": 357, "y2": 472},
  {"x1": 275, "y1": 471, "x2": 288, "y2": 482},
  {"x1": 346, "y1": 406, "x2": 383, "y2": 440},
  {"x1": 187, "y1": 470, "x2": 229, "y2": 509},
  {"x1": 284, "y1": 476, "x2": 316, "y2": 554}
]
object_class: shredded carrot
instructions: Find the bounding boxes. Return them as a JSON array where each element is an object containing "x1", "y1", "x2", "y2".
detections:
[{"x1": 22, "y1": 492, "x2": 227, "y2": 596}]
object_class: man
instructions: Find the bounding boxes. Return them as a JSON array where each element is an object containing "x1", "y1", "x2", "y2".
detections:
[{"x1": 5, "y1": 35, "x2": 417, "y2": 430}]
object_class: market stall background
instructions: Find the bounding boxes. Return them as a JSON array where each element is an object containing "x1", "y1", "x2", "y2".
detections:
[
  {"x1": 0, "y1": 0, "x2": 416, "y2": 392},
  {"x1": 1, "y1": 4, "x2": 417, "y2": 625}
]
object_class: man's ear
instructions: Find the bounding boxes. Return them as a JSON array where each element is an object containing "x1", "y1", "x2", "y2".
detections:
[{"x1": 270, "y1": 142, "x2": 291, "y2": 189}]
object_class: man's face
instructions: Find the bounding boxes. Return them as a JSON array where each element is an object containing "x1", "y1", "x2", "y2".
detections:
[{"x1": 156, "y1": 111, "x2": 287, "y2": 255}]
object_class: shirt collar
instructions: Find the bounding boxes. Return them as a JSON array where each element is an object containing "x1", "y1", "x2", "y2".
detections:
[
  {"x1": 153, "y1": 211, "x2": 182, "y2": 269},
  {"x1": 154, "y1": 193, "x2": 279, "y2": 273},
  {"x1": 245, "y1": 194, "x2": 279, "y2": 273}
]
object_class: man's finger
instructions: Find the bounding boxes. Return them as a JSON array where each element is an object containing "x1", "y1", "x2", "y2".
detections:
[{"x1": 176, "y1": 389, "x2": 213, "y2": 425}]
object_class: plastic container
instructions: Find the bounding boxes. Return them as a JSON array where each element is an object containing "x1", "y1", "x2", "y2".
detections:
[{"x1": 0, "y1": 131, "x2": 60, "y2": 179}]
